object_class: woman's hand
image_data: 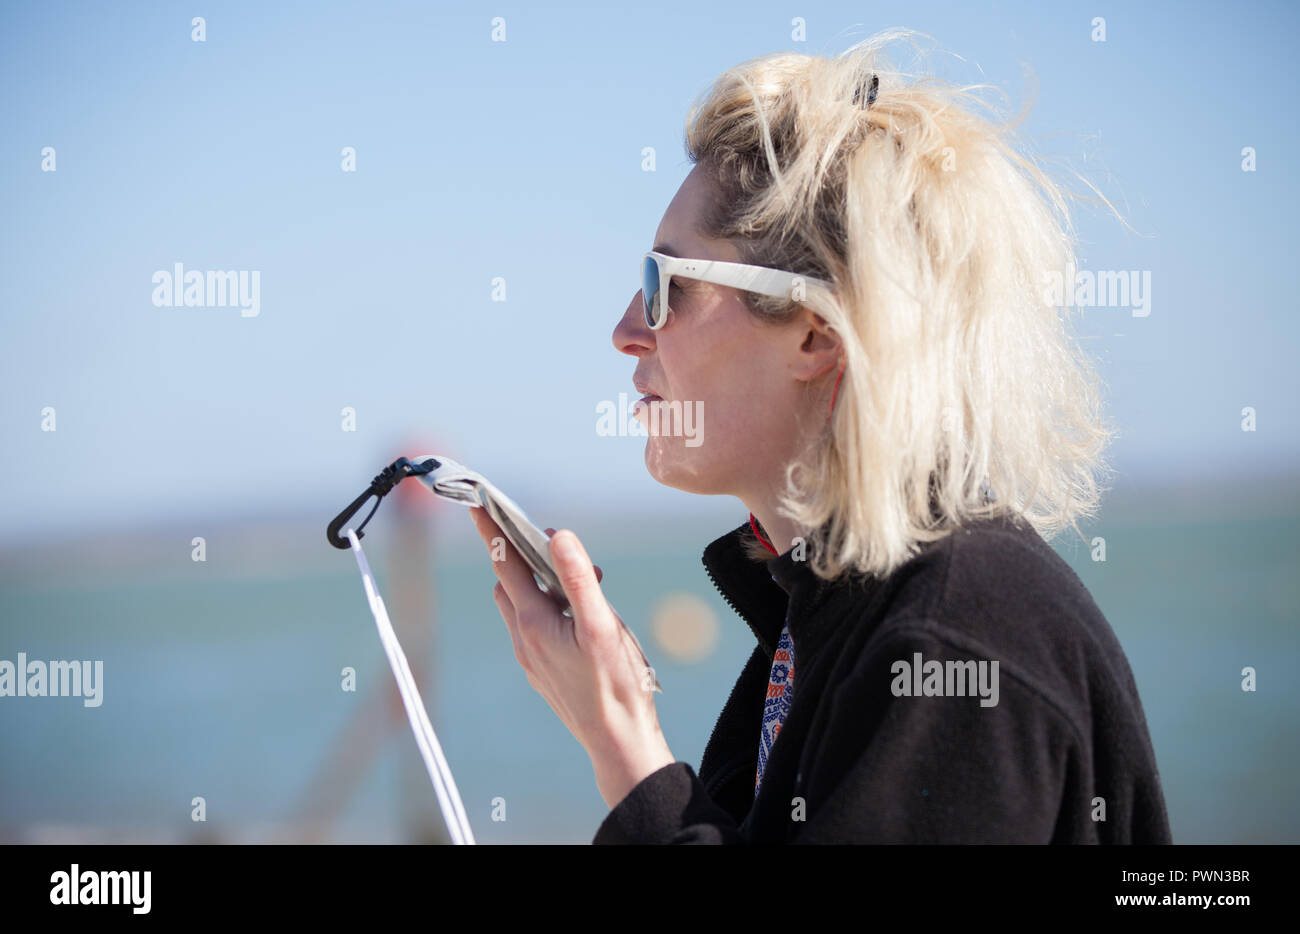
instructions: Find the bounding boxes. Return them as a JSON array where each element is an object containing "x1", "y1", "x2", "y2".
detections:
[{"x1": 468, "y1": 507, "x2": 675, "y2": 809}]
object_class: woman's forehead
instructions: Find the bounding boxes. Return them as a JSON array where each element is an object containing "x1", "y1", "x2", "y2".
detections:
[
  {"x1": 655, "y1": 168, "x2": 708, "y2": 248},
  {"x1": 655, "y1": 170, "x2": 741, "y2": 263}
]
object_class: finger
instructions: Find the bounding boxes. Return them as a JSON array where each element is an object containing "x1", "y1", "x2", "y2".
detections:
[
  {"x1": 470, "y1": 506, "x2": 500, "y2": 555},
  {"x1": 472, "y1": 507, "x2": 524, "y2": 583},
  {"x1": 492, "y1": 580, "x2": 528, "y2": 668},
  {"x1": 548, "y1": 530, "x2": 612, "y2": 649},
  {"x1": 470, "y1": 506, "x2": 502, "y2": 545},
  {"x1": 474, "y1": 509, "x2": 558, "y2": 673},
  {"x1": 491, "y1": 578, "x2": 517, "y2": 626},
  {"x1": 546, "y1": 526, "x2": 600, "y2": 582},
  {"x1": 472, "y1": 507, "x2": 554, "y2": 617}
]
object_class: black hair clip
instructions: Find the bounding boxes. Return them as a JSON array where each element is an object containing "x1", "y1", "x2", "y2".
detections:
[{"x1": 852, "y1": 73, "x2": 879, "y2": 109}]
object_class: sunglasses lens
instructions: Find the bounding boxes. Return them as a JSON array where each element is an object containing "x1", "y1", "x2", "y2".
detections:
[{"x1": 642, "y1": 255, "x2": 661, "y2": 328}]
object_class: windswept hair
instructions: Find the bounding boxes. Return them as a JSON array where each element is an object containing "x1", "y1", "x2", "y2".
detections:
[{"x1": 684, "y1": 29, "x2": 1117, "y2": 580}]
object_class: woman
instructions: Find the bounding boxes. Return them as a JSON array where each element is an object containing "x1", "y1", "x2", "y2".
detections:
[{"x1": 470, "y1": 32, "x2": 1172, "y2": 844}]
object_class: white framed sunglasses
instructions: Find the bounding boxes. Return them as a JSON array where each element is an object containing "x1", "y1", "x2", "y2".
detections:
[{"x1": 641, "y1": 250, "x2": 831, "y2": 330}]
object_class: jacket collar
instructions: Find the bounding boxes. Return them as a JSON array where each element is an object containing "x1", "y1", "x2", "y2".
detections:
[{"x1": 702, "y1": 520, "x2": 876, "y2": 664}]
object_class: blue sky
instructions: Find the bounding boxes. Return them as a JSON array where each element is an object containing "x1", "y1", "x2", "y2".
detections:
[{"x1": 2, "y1": 0, "x2": 1297, "y2": 544}]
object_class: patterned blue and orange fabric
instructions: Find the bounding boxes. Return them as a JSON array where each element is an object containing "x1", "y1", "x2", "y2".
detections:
[{"x1": 755, "y1": 620, "x2": 795, "y2": 796}]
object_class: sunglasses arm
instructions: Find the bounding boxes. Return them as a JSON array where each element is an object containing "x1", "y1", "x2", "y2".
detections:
[{"x1": 662, "y1": 255, "x2": 828, "y2": 300}]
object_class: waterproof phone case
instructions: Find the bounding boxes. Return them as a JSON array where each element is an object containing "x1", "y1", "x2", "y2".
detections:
[{"x1": 409, "y1": 455, "x2": 662, "y2": 693}]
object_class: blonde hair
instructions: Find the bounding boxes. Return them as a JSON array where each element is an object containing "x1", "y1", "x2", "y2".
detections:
[{"x1": 684, "y1": 30, "x2": 1117, "y2": 579}]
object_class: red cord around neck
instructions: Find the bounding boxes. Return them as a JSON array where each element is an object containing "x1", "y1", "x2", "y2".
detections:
[{"x1": 750, "y1": 355, "x2": 845, "y2": 557}]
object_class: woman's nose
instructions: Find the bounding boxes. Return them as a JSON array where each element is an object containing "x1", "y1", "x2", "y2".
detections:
[{"x1": 612, "y1": 290, "x2": 655, "y2": 356}]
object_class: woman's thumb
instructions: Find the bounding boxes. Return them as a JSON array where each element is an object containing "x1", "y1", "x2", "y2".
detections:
[{"x1": 549, "y1": 531, "x2": 608, "y2": 635}]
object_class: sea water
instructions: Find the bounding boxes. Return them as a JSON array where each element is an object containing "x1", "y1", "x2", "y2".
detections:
[{"x1": 0, "y1": 509, "x2": 1296, "y2": 844}]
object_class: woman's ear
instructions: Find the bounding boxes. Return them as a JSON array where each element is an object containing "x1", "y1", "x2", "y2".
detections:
[{"x1": 790, "y1": 308, "x2": 842, "y2": 383}]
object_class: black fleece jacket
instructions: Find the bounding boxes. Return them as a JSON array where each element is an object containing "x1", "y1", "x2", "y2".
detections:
[{"x1": 592, "y1": 513, "x2": 1172, "y2": 844}]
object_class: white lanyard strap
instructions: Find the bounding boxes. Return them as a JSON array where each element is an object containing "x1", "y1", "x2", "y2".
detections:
[{"x1": 346, "y1": 528, "x2": 476, "y2": 845}]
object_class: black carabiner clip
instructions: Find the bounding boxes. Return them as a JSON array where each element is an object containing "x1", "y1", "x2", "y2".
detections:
[{"x1": 326, "y1": 456, "x2": 440, "y2": 550}]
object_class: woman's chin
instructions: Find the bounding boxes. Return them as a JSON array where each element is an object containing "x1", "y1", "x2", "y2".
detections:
[{"x1": 643, "y1": 436, "x2": 717, "y2": 495}]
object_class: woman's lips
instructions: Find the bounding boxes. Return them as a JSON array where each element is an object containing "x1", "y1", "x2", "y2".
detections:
[{"x1": 633, "y1": 393, "x2": 662, "y2": 421}]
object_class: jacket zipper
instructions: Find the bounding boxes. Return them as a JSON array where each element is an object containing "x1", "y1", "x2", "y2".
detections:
[
  {"x1": 703, "y1": 557, "x2": 752, "y2": 632},
  {"x1": 700, "y1": 556, "x2": 766, "y2": 801},
  {"x1": 703, "y1": 553, "x2": 809, "y2": 812},
  {"x1": 706, "y1": 556, "x2": 812, "y2": 809}
]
